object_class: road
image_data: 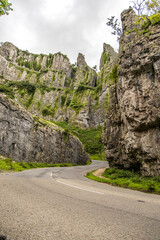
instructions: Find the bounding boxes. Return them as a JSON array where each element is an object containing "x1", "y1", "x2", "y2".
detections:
[{"x1": 0, "y1": 160, "x2": 160, "y2": 240}]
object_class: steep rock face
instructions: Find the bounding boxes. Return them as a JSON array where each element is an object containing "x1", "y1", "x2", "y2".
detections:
[
  {"x1": 0, "y1": 42, "x2": 117, "y2": 128},
  {"x1": 99, "y1": 43, "x2": 117, "y2": 71},
  {"x1": 103, "y1": 8, "x2": 160, "y2": 176},
  {"x1": 0, "y1": 94, "x2": 88, "y2": 164},
  {"x1": 0, "y1": 42, "x2": 72, "y2": 76},
  {"x1": 77, "y1": 53, "x2": 87, "y2": 68}
]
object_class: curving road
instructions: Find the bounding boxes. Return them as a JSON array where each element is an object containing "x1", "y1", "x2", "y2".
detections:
[{"x1": 0, "y1": 160, "x2": 160, "y2": 240}]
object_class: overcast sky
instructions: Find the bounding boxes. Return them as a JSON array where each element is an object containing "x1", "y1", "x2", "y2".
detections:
[{"x1": 0, "y1": 0, "x2": 131, "y2": 68}]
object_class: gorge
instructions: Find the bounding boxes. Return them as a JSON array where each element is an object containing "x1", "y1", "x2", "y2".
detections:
[{"x1": 0, "y1": 7, "x2": 160, "y2": 176}]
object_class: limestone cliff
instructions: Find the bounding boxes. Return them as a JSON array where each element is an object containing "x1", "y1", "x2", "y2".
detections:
[
  {"x1": 0, "y1": 93, "x2": 88, "y2": 164},
  {"x1": 0, "y1": 42, "x2": 117, "y2": 128},
  {"x1": 103, "y1": 8, "x2": 160, "y2": 176}
]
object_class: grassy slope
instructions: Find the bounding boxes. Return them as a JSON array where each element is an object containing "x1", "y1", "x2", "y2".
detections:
[
  {"x1": 86, "y1": 168, "x2": 160, "y2": 194},
  {"x1": 52, "y1": 121, "x2": 105, "y2": 160},
  {"x1": 0, "y1": 157, "x2": 83, "y2": 172}
]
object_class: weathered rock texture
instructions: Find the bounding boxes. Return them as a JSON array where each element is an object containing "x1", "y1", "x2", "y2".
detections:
[
  {"x1": 0, "y1": 42, "x2": 117, "y2": 128},
  {"x1": 103, "y1": 8, "x2": 160, "y2": 176},
  {"x1": 0, "y1": 94, "x2": 88, "y2": 164}
]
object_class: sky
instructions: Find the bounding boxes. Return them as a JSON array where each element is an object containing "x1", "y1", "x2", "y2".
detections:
[{"x1": 0, "y1": 0, "x2": 131, "y2": 68}]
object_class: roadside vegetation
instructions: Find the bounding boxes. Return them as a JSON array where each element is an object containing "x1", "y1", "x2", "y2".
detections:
[
  {"x1": 86, "y1": 168, "x2": 160, "y2": 194},
  {"x1": 0, "y1": 156, "x2": 85, "y2": 172},
  {"x1": 52, "y1": 121, "x2": 105, "y2": 160}
]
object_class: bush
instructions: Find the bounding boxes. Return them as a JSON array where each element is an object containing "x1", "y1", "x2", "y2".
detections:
[
  {"x1": 42, "y1": 105, "x2": 54, "y2": 117},
  {"x1": 61, "y1": 95, "x2": 66, "y2": 107},
  {"x1": 110, "y1": 64, "x2": 118, "y2": 82},
  {"x1": 101, "y1": 168, "x2": 160, "y2": 193},
  {"x1": 70, "y1": 98, "x2": 84, "y2": 114},
  {"x1": 0, "y1": 84, "x2": 14, "y2": 98},
  {"x1": 76, "y1": 84, "x2": 94, "y2": 92},
  {"x1": 8, "y1": 81, "x2": 36, "y2": 94}
]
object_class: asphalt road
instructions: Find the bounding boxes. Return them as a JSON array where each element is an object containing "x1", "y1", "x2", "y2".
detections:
[{"x1": 0, "y1": 160, "x2": 160, "y2": 240}]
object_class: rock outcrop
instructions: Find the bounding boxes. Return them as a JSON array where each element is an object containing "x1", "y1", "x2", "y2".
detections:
[
  {"x1": 0, "y1": 42, "x2": 117, "y2": 128},
  {"x1": 103, "y1": 8, "x2": 160, "y2": 176},
  {"x1": 0, "y1": 94, "x2": 88, "y2": 164}
]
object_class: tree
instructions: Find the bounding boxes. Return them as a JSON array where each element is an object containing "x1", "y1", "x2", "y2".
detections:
[
  {"x1": 0, "y1": 0, "x2": 12, "y2": 16},
  {"x1": 131, "y1": 0, "x2": 160, "y2": 15},
  {"x1": 131, "y1": 0, "x2": 147, "y2": 15},
  {"x1": 93, "y1": 65, "x2": 97, "y2": 71},
  {"x1": 106, "y1": 0, "x2": 160, "y2": 42},
  {"x1": 106, "y1": 16, "x2": 122, "y2": 42},
  {"x1": 145, "y1": 0, "x2": 160, "y2": 14}
]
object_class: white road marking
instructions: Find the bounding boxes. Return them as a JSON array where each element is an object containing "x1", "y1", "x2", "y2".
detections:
[
  {"x1": 50, "y1": 173, "x2": 53, "y2": 177},
  {"x1": 56, "y1": 179, "x2": 104, "y2": 195}
]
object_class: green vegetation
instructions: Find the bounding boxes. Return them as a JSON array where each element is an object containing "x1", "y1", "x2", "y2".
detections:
[
  {"x1": 0, "y1": 156, "x2": 80, "y2": 172},
  {"x1": 86, "y1": 168, "x2": 160, "y2": 194},
  {"x1": 8, "y1": 81, "x2": 36, "y2": 94},
  {"x1": 102, "y1": 51, "x2": 111, "y2": 65},
  {"x1": 16, "y1": 57, "x2": 42, "y2": 71},
  {"x1": 128, "y1": 12, "x2": 160, "y2": 35},
  {"x1": 61, "y1": 95, "x2": 66, "y2": 107},
  {"x1": 71, "y1": 67, "x2": 77, "y2": 79},
  {"x1": 7, "y1": 81, "x2": 36, "y2": 108},
  {"x1": 109, "y1": 64, "x2": 118, "y2": 83},
  {"x1": 135, "y1": 13, "x2": 160, "y2": 31},
  {"x1": 0, "y1": 0, "x2": 12, "y2": 16},
  {"x1": 55, "y1": 52, "x2": 69, "y2": 60},
  {"x1": 42, "y1": 105, "x2": 55, "y2": 117},
  {"x1": 64, "y1": 76, "x2": 72, "y2": 87},
  {"x1": 0, "y1": 84, "x2": 14, "y2": 98},
  {"x1": 46, "y1": 53, "x2": 54, "y2": 68},
  {"x1": 70, "y1": 97, "x2": 84, "y2": 114},
  {"x1": 76, "y1": 84, "x2": 94, "y2": 92},
  {"x1": 149, "y1": 12, "x2": 160, "y2": 25},
  {"x1": 52, "y1": 121, "x2": 105, "y2": 160}
]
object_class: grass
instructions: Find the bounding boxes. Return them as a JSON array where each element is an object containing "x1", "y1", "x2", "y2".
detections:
[
  {"x1": 86, "y1": 168, "x2": 160, "y2": 194},
  {"x1": 0, "y1": 157, "x2": 80, "y2": 172},
  {"x1": 51, "y1": 121, "x2": 105, "y2": 160},
  {"x1": 0, "y1": 84, "x2": 14, "y2": 99}
]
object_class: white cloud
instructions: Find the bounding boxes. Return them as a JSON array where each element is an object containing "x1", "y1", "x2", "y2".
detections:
[{"x1": 1, "y1": 0, "x2": 130, "y2": 67}]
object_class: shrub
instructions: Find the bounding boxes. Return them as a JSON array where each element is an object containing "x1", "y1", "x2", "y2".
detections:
[
  {"x1": 70, "y1": 98, "x2": 84, "y2": 114},
  {"x1": 0, "y1": 84, "x2": 14, "y2": 98},
  {"x1": 8, "y1": 81, "x2": 36, "y2": 94},
  {"x1": 42, "y1": 105, "x2": 54, "y2": 117},
  {"x1": 110, "y1": 64, "x2": 118, "y2": 82}
]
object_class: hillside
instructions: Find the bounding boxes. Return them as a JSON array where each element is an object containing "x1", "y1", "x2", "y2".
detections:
[{"x1": 0, "y1": 42, "x2": 117, "y2": 129}]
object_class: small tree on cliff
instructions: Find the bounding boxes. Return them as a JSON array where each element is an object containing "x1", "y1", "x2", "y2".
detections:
[
  {"x1": 106, "y1": 16, "x2": 122, "y2": 42},
  {"x1": 131, "y1": 0, "x2": 147, "y2": 15},
  {"x1": 106, "y1": 0, "x2": 160, "y2": 42},
  {"x1": 132, "y1": 0, "x2": 160, "y2": 15},
  {"x1": 145, "y1": 0, "x2": 160, "y2": 14},
  {"x1": 0, "y1": 0, "x2": 12, "y2": 16}
]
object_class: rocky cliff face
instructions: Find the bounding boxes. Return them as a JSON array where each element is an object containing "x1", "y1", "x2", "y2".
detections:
[
  {"x1": 0, "y1": 93, "x2": 88, "y2": 164},
  {"x1": 103, "y1": 8, "x2": 160, "y2": 176},
  {"x1": 0, "y1": 42, "x2": 117, "y2": 128}
]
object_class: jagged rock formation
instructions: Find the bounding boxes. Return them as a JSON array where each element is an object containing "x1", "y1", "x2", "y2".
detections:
[
  {"x1": 103, "y1": 8, "x2": 160, "y2": 176},
  {"x1": 99, "y1": 43, "x2": 117, "y2": 71},
  {"x1": 0, "y1": 94, "x2": 88, "y2": 164},
  {"x1": 0, "y1": 42, "x2": 117, "y2": 128}
]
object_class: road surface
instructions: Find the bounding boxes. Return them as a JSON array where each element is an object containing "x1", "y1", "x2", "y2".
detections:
[{"x1": 0, "y1": 160, "x2": 160, "y2": 240}]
